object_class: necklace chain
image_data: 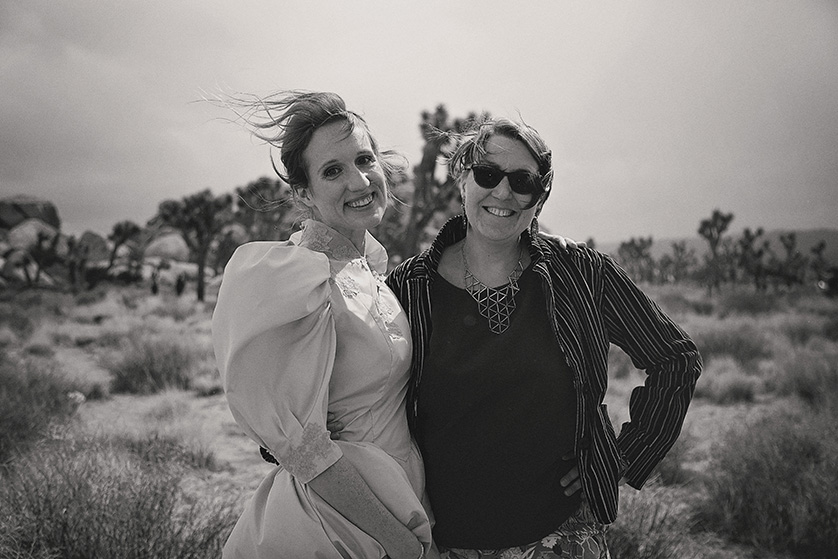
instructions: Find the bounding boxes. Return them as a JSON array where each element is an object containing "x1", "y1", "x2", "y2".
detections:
[{"x1": 462, "y1": 242, "x2": 524, "y2": 334}]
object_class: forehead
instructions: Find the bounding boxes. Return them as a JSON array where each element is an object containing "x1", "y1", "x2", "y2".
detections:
[
  {"x1": 481, "y1": 135, "x2": 538, "y2": 173},
  {"x1": 305, "y1": 121, "x2": 373, "y2": 167}
]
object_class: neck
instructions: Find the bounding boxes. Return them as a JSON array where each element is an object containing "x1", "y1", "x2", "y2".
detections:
[
  {"x1": 462, "y1": 231, "x2": 523, "y2": 285},
  {"x1": 463, "y1": 232, "x2": 521, "y2": 267}
]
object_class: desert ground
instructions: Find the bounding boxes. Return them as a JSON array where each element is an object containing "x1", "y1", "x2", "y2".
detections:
[{"x1": 2, "y1": 281, "x2": 836, "y2": 558}]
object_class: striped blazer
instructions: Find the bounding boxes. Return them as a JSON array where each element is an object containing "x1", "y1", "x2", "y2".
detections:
[{"x1": 386, "y1": 215, "x2": 701, "y2": 524}]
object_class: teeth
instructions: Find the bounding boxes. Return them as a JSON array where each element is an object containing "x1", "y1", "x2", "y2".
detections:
[
  {"x1": 347, "y1": 194, "x2": 374, "y2": 208},
  {"x1": 486, "y1": 207, "x2": 514, "y2": 217}
]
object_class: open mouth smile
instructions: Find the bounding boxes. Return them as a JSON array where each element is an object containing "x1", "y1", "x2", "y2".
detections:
[
  {"x1": 346, "y1": 193, "x2": 375, "y2": 209},
  {"x1": 484, "y1": 206, "x2": 516, "y2": 217}
]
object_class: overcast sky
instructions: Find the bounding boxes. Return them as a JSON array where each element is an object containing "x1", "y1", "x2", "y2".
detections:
[{"x1": 2, "y1": 0, "x2": 836, "y2": 244}]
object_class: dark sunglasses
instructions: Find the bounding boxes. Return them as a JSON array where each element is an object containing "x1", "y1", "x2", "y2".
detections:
[{"x1": 468, "y1": 164, "x2": 544, "y2": 202}]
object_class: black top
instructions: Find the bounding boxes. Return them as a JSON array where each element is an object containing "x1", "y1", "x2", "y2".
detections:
[{"x1": 417, "y1": 265, "x2": 579, "y2": 549}]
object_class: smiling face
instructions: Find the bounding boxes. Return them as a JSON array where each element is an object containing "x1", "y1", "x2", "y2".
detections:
[
  {"x1": 461, "y1": 134, "x2": 541, "y2": 246},
  {"x1": 299, "y1": 120, "x2": 388, "y2": 248}
]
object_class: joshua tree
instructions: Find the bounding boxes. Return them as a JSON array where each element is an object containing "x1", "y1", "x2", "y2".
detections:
[
  {"x1": 376, "y1": 105, "x2": 485, "y2": 264},
  {"x1": 153, "y1": 189, "x2": 233, "y2": 301},
  {"x1": 234, "y1": 176, "x2": 296, "y2": 241},
  {"x1": 106, "y1": 220, "x2": 142, "y2": 271},
  {"x1": 698, "y1": 209, "x2": 734, "y2": 294},
  {"x1": 617, "y1": 236, "x2": 655, "y2": 283}
]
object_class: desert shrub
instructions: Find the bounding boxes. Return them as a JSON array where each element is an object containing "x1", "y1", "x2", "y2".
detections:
[
  {"x1": 149, "y1": 299, "x2": 197, "y2": 322},
  {"x1": 693, "y1": 358, "x2": 757, "y2": 405},
  {"x1": 93, "y1": 329, "x2": 128, "y2": 348},
  {"x1": 22, "y1": 344, "x2": 54, "y2": 358},
  {"x1": 0, "y1": 437, "x2": 236, "y2": 559},
  {"x1": 654, "y1": 292, "x2": 704, "y2": 317},
  {"x1": 9, "y1": 290, "x2": 68, "y2": 318},
  {"x1": 84, "y1": 382, "x2": 109, "y2": 401},
  {"x1": 0, "y1": 326, "x2": 19, "y2": 348},
  {"x1": 691, "y1": 321, "x2": 771, "y2": 371},
  {"x1": 0, "y1": 527, "x2": 57, "y2": 559},
  {"x1": 608, "y1": 482, "x2": 696, "y2": 559},
  {"x1": 112, "y1": 432, "x2": 220, "y2": 471},
  {"x1": 652, "y1": 430, "x2": 696, "y2": 486},
  {"x1": 106, "y1": 331, "x2": 196, "y2": 394},
  {"x1": 74, "y1": 287, "x2": 108, "y2": 306},
  {"x1": 776, "y1": 313, "x2": 828, "y2": 346},
  {"x1": 0, "y1": 304, "x2": 34, "y2": 340},
  {"x1": 823, "y1": 314, "x2": 838, "y2": 342},
  {"x1": 687, "y1": 299, "x2": 714, "y2": 316},
  {"x1": 697, "y1": 407, "x2": 838, "y2": 556},
  {"x1": 120, "y1": 289, "x2": 144, "y2": 310},
  {"x1": 715, "y1": 288, "x2": 781, "y2": 316},
  {"x1": 769, "y1": 344, "x2": 838, "y2": 408},
  {"x1": 0, "y1": 355, "x2": 80, "y2": 464},
  {"x1": 707, "y1": 372, "x2": 756, "y2": 404}
]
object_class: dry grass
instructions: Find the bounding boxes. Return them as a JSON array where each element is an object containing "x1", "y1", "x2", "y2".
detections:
[{"x1": 0, "y1": 436, "x2": 236, "y2": 559}]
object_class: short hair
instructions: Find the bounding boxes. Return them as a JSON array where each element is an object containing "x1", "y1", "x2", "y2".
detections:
[{"x1": 447, "y1": 117, "x2": 554, "y2": 206}]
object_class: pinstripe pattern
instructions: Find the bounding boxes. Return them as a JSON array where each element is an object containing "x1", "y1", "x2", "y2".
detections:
[{"x1": 386, "y1": 215, "x2": 701, "y2": 524}]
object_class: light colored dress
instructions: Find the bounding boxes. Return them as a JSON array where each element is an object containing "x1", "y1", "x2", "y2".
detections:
[{"x1": 212, "y1": 219, "x2": 432, "y2": 559}]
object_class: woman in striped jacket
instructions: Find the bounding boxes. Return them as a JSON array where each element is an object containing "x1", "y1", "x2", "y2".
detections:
[{"x1": 386, "y1": 117, "x2": 701, "y2": 559}]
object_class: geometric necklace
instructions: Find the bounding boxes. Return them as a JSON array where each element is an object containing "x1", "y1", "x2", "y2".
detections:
[{"x1": 462, "y1": 242, "x2": 525, "y2": 334}]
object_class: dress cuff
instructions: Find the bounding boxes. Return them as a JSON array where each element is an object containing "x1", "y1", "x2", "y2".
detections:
[{"x1": 280, "y1": 422, "x2": 343, "y2": 483}]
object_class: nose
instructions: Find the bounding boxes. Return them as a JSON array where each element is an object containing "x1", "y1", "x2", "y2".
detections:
[
  {"x1": 348, "y1": 167, "x2": 371, "y2": 191},
  {"x1": 491, "y1": 177, "x2": 514, "y2": 199}
]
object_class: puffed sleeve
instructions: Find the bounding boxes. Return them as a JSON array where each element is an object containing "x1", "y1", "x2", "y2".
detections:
[{"x1": 212, "y1": 242, "x2": 343, "y2": 483}]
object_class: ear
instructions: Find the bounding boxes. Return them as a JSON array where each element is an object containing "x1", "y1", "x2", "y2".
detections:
[{"x1": 294, "y1": 185, "x2": 315, "y2": 208}]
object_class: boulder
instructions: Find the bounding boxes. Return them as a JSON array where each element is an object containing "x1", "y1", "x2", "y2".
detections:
[
  {"x1": 77, "y1": 231, "x2": 110, "y2": 262},
  {"x1": 7, "y1": 218, "x2": 61, "y2": 252},
  {"x1": 0, "y1": 195, "x2": 61, "y2": 231},
  {"x1": 144, "y1": 232, "x2": 190, "y2": 261}
]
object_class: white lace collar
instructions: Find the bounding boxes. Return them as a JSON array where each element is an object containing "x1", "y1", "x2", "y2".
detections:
[{"x1": 292, "y1": 219, "x2": 389, "y2": 274}]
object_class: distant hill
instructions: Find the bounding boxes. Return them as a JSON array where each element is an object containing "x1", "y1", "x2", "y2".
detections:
[{"x1": 598, "y1": 228, "x2": 838, "y2": 266}]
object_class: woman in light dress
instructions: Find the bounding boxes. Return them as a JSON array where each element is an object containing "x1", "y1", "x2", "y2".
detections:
[{"x1": 212, "y1": 91, "x2": 432, "y2": 559}]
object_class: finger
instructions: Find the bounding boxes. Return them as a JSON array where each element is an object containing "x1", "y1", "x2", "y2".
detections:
[
  {"x1": 564, "y1": 480, "x2": 582, "y2": 496},
  {"x1": 560, "y1": 466, "x2": 579, "y2": 487}
]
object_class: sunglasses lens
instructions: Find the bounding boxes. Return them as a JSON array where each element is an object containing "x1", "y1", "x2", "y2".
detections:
[
  {"x1": 471, "y1": 165, "x2": 502, "y2": 188},
  {"x1": 508, "y1": 173, "x2": 540, "y2": 196}
]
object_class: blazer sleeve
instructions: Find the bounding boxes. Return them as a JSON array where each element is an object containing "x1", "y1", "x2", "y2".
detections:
[
  {"x1": 212, "y1": 242, "x2": 343, "y2": 483},
  {"x1": 600, "y1": 255, "x2": 702, "y2": 488}
]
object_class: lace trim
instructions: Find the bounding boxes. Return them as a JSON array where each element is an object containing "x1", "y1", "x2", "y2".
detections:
[
  {"x1": 281, "y1": 422, "x2": 336, "y2": 481},
  {"x1": 333, "y1": 272, "x2": 361, "y2": 298}
]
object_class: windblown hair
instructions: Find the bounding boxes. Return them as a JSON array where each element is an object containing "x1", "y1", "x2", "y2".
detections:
[
  {"x1": 447, "y1": 116, "x2": 554, "y2": 206},
  {"x1": 218, "y1": 90, "x2": 407, "y2": 195}
]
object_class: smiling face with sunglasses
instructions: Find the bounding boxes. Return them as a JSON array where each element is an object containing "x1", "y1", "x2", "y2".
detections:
[{"x1": 460, "y1": 134, "x2": 544, "y2": 247}]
